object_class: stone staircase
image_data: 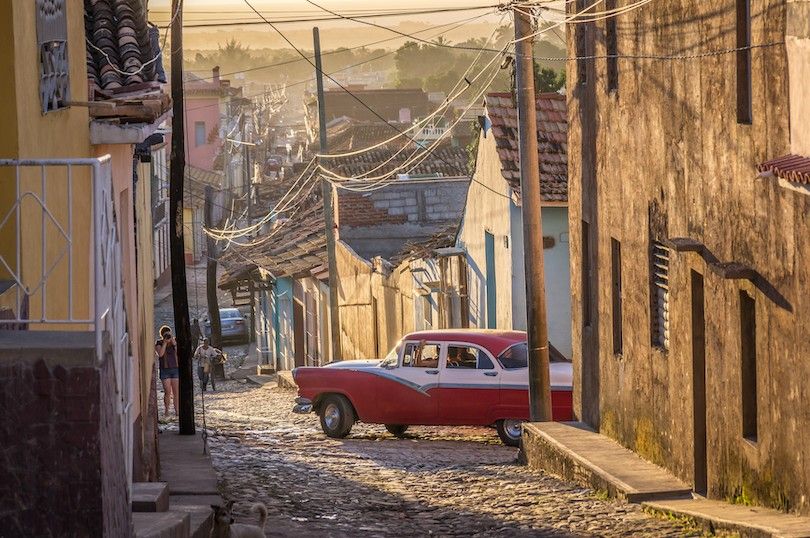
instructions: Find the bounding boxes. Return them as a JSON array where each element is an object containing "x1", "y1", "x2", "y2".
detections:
[{"x1": 131, "y1": 482, "x2": 215, "y2": 538}]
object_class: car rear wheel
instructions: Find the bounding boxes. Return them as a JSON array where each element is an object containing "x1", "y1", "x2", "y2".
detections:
[
  {"x1": 319, "y1": 395, "x2": 354, "y2": 438},
  {"x1": 384, "y1": 424, "x2": 409, "y2": 437},
  {"x1": 496, "y1": 419, "x2": 523, "y2": 447}
]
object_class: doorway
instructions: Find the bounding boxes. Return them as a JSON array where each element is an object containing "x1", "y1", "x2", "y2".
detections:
[
  {"x1": 293, "y1": 297, "x2": 305, "y2": 368},
  {"x1": 691, "y1": 270, "x2": 707, "y2": 494},
  {"x1": 484, "y1": 231, "x2": 497, "y2": 329}
]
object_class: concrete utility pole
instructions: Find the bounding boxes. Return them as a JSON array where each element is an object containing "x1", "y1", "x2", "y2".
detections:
[
  {"x1": 314, "y1": 26, "x2": 342, "y2": 361},
  {"x1": 204, "y1": 186, "x2": 222, "y2": 349},
  {"x1": 169, "y1": 0, "x2": 195, "y2": 434},
  {"x1": 514, "y1": 7, "x2": 553, "y2": 422}
]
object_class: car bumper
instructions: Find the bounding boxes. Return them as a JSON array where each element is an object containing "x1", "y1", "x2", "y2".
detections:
[{"x1": 292, "y1": 397, "x2": 312, "y2": 414}]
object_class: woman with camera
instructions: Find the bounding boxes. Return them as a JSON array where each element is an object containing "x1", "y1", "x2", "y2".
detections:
[{"x1": 155, "y1": 325, "x2": 180, "y2": 417}]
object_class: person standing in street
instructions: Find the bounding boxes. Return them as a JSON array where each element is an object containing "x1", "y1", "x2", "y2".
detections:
[
  {"x1": 155, "y1": 325, "x2": 180, "y2": 416},
  {"x1": 191, "y1": 318, "x2": 203, "y2": 346},
  {"x1": 194, "y1": 337, "x2": 222, "y2": 392}
]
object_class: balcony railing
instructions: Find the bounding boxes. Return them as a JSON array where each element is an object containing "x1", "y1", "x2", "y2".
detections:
[{"x1": 0, "y1": 156, "x2": 132, "y2": 488}]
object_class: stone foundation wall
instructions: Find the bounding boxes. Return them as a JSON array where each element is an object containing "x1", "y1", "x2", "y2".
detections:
[{"x1": 0, "y1": 331, "x2": 132, "y2": 536}]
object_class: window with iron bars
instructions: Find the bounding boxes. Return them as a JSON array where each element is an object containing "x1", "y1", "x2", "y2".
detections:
[{"x1": 651, "y1": 240, "x2": 670, "y2": 350}]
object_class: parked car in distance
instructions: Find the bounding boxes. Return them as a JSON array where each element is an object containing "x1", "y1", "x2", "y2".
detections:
[
  {"x1": 204, "y1": 308, "x2": 249, "y2": 344},
  {"x1": 292, "y1": 329, "x2": 573, "y2": 446}
]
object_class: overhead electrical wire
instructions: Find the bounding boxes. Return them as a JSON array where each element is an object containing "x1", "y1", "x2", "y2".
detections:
[
  {"x1": 152, "y1": 4, "x2": 507, "y2": 28},
  {"x1": 240, "y1": 0, "x2": 470, "y2": 179}
]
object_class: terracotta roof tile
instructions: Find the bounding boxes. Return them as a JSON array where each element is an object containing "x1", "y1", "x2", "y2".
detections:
[
  {"x1": 757, "y1": 154, "x2": 810, "y2": 185},
  {"x1": 484, "y1": 92, "x2": 568, "y2": 204}
]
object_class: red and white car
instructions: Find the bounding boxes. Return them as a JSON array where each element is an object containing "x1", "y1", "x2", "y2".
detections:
[{"x1": 292, "y1": 329, "x2": 573, "y2": 446}]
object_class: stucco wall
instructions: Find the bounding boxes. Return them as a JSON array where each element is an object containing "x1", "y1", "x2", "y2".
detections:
[
  {"x1": 568, "y1": 0, "x2": 810, "y2": 515},
  {"x1": 0, "y1": 2, "x2": 93, "y2": 324},
  {"x1": 185, "y1": 96, "x2": 221, "y2": 171},
  {"x1": 458, "y1": 133, "x2": 515, "y2": 330},
  {"x1": 460, "y1": 130, "x2": 572, "y2": 359}
]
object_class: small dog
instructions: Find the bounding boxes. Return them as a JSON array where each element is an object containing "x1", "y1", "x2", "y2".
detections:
[{"x1": 210, "y1": 501, "x2": 268, "y2": 538}]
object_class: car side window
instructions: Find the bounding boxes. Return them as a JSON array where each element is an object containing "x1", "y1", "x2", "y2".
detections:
[
  {"x1": 446, "y1": 346, "x2": 495, "y2": 370},
  {"x1": 402, "y1": 342, "x2": 440, "y2": 368}
]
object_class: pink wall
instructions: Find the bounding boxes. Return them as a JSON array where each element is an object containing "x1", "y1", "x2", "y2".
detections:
[{"x1": 184, "y1": 96, "x2": 221, "y2": 171}]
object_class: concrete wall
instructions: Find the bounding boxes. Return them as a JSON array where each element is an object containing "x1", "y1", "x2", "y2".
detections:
[
  {"x1": 338, "y1": 177, "x2": 469, "y2": 261},
  {"x1": 0, "y1": 332, "x2": 131, "y2": 536},
  {"x1": 568, "y1": 0, "x2": 810, "y2": 515}
]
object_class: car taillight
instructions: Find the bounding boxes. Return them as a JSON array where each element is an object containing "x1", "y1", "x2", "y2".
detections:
[{"x1": 235, "y1": 320, "x2": 244, "y2": 325}]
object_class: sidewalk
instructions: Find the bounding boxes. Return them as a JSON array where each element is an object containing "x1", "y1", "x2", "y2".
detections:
[
  {"x1": 158, "y1": 430, "x2": 222, "y2": 537},
  {"x1": 522, "y1": 422, "x2": 810, "y2": 538}
]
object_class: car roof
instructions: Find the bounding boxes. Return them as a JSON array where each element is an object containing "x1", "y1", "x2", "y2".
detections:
[{"x1": 401, "y1": 329, "x2": 526, "y2": 355}]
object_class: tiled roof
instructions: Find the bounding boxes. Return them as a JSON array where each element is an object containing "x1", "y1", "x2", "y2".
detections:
[
  {"x1": 184, "y1": 166, "x2": 223, "y2": 208},
  {"x1": 757, "y1": 154, "x2": 810, "y2": 185},
  {"x1": 484, "y1": 92, "x2": 568, "y2": 204},
  {"x1": 388, "y1": 226, "x2": 459, "y2": 266},
  {"x1": 219, "y1": 201, "x2": 327, "y2": 288},
  {"x1": 85, "y1": 0, "x2": 163, "y2": 92},
  {"x1": 322, "y1": 118, "x2": 470, "y2": 179},
  {"x1": 326, "y1": 146, "x2": 469, "y2": 179}
]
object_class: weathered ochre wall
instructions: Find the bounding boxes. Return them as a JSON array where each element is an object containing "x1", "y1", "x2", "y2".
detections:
[
  {"x1": 0, "y1": 2, "x2": 92, "y2": 324},
  {"x1": 336, "y1": 241, "x2": 415, "y2": 360},
  {"x1": 569, "y1": 0, "x2": 810, "y2": 515}
]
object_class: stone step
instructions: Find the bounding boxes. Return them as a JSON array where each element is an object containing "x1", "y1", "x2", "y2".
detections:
[
  {"x1": 132, "y1": 482, "x2": 170, "y2": 513},
  {"x1": 644, "y1": 498, "x2": 810, "y2": 538},
  {"x1": 133, "y1": 511, "x2": 190, "y2": 538},
  {"x1": 246, "y1": 374, "x2": 275, "y2": 386},
  {"x1": 521, "y1": 422, "x2": 693, "y2": 502},
  {"x1": 277, "y1": 370, "x2": 296, "y2": 389},
  {"x1": 169, "y1": 503, "x2": 216, "y2": 538},
  {"x1": 256, "y1": 364, "x2": 275, "y2": 375}
]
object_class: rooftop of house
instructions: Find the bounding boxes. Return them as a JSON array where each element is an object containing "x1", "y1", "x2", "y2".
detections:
[
  {"x1": 483, "y1": 92, "x2": 568, "y2": 204},
  {"x1": 184, "y1": 166, "x2": 224, "y2": 208},
  {"x1": 84, "y1": 0, "x2": 171, "y2": 124},
  {"x1": 218, "y1": 177, "x2": 470, "y2": 288},
  {"x1": 320, "y1": 117, "x2": 470, "y2": 179}
]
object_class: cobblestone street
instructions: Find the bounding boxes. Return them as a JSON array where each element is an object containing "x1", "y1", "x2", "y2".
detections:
[{"x1": 198, "y1": 381, "x2": 698, "y2": 537}]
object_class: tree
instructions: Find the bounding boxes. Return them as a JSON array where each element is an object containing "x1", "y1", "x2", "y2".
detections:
[{"x1": 534, "y1": 65, "x2": 565, "y2": 93}]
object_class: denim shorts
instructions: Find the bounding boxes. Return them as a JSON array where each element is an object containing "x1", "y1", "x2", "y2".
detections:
[{"x1": 159, "y1": 367, "x2": 180, "y2": 380}]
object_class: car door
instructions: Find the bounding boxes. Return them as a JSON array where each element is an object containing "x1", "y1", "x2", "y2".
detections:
[
  {"x1": 437, "y1": 343, "x2": 501, "y2": 424},
  {"x1": 373, "y1": 340, "x2": 441, "y2": 425}
]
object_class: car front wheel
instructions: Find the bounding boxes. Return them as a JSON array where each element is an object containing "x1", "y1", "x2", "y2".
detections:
[
  {"x1": 496, "y1": 419, "x2": 523, "y2": 447},
  {"x1": 384, "y1": 424, "x2": 409, "y2": 437},
  {"x1": 319, "y1": 394, "x2": 354, "y2": 438}
]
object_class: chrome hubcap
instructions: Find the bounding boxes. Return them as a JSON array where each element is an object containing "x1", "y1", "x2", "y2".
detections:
[
  {"x1": 504, "y1": 419, "x2": 523, "y2": 439},
  {"x1": 324, "y1": 403, "x2": 341, "y2": 429}
]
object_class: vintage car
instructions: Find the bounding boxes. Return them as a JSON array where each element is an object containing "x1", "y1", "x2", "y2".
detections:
[{"x1": 292, "y1": 329, "x2": 573, "y2": 446}]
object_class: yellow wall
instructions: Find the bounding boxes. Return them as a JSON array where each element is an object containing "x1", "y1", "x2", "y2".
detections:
[
  {"x1": 0, "y1": 2, "x2": 92, "y2": 324},
  {"x1": 136, "y1": 161, "x2": 156, "y2": 424}
]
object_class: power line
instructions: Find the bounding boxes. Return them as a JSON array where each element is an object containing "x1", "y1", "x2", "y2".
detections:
[
  {"x1": 180, "y1": 12, "x2": 493, "y2": 114},
  {"x1": 175, "y1": 10, "x2": 502, "y2": 84},
  {"x1": 152, "y1": 4, "x2": 506, "y2": 28},
  {"x1": 298, "y1": 0, "x2": 509, "y2": 54},
  {"x1": 241, "y1": 0, "x2": 470, "y2": 178}
]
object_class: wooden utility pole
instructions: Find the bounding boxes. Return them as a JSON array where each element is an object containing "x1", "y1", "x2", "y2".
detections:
[
  {"x1": 514, "y1": 8, "x2": 553, "y2": 422},
  {"x1": 169, "y1": 0, "x2": 195, "y2": 434},
  {"x1": 314, "y1": 26, "x2": 342, "y2": 361},
  {"x1": 204, "y1": 186, "x2": 222, "y2": 349}
]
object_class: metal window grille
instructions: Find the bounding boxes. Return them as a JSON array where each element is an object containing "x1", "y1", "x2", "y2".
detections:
[
  {"x1": 36, "y1": 0, "x2": 70, "y2": 114},
  {"x1": 651, "y1": 240, "x2": 670, "y2": 349}
]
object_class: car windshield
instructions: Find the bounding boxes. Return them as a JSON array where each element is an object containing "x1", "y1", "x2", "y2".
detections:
[
  {"x1": 221, "y1": 309, "x2": 241, "y2": 319},
  {"x1": 379, "y1": 342, "x2": 401, "y2": 367}
]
